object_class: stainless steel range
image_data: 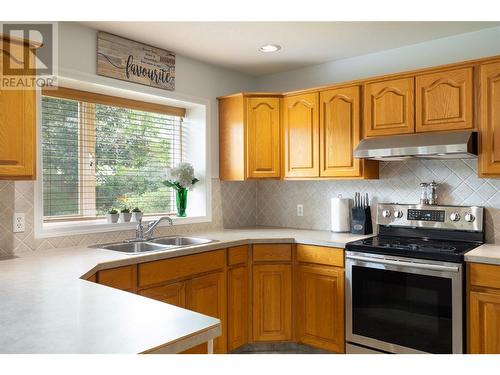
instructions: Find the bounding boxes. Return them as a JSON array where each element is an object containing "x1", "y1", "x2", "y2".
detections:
[{"x1": 345, "y1": 203, "x2": 484, "y2": 354}]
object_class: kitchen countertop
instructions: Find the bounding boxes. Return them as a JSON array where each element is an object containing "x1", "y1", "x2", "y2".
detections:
[
  {"x1": 465, "y1": 243, "x2": 500, "y2": 266},
  {"x1": 0, "y1": 226, "x2": 370, "y2": 354}
]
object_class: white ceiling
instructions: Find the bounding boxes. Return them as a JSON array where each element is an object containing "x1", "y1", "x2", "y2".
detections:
[{"x1": 82, "y1": 22, "x2": 500, "y2": 76}]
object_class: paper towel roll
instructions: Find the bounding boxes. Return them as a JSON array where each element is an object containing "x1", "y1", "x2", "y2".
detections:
[{"x1": 331, "y1": 196, "x2": 351, "y2": 232}]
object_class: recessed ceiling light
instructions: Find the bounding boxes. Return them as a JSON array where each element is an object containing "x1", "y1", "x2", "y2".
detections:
[{"x1": 259, "y1": 44, "x2": 281, "y2": 53}]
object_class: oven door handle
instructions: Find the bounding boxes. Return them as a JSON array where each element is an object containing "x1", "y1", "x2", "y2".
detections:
[{"x1": 346, "y1": 254, "x2": 460, "y2": 273}]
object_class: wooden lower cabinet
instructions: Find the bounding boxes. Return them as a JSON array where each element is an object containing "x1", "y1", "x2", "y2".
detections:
[
  {"x1": 469, "y1": 290, "x2": 500, "y2": 353},
  {"x1": 296, "y1": 264, "x2": 345, "y2": 353},
  {"x1": 187, "y1": 271, "x2": 227, "y2": 353},
  {"x1": 252, "y1": 264, "x2": 292, "y2": 341},
  {"x1": 138, "y1": 281, "x2": 186, "y2": 307},
  {"x1": 97, "y1": 244, "x2": 348, "y2": 354},
  {"x1": 468, "y1": 262, "x2": 500, "y2": 354},
  {"x1": 97, "y1": 265, "x2": 136, "y2": 292},
  {"x1": 227, "y1": 265, "x2": 249, "y2": 350}
]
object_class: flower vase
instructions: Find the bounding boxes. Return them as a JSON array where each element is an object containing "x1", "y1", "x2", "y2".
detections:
[{"x1": 176, "y1": 188, "x2": 188, "y2": 217}]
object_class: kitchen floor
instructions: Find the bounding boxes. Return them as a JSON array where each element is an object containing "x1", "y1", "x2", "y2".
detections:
[{"x1": 231, "y1": 343, "x2": 331, "y2": 354}]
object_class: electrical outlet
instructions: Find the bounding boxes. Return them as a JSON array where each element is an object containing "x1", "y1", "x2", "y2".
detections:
[
  {"x1": 297, "y1": 204, "x2": 304, "y2": 217},
  {"x1": 13, "y1": 213, "x2": 25, "y2": 233}
]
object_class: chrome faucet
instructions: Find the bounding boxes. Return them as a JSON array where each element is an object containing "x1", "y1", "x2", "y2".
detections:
[{"x1": 132, "y1": 216, "x2": 173, "y2": 242}]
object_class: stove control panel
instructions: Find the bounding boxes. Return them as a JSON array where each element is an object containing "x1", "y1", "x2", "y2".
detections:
[
  {"x1": 376, "y1": 203, "x2": 484, "y2": 232},
  {"x1": 407, "y1": 209, "x2": 445, "y2": 222}
]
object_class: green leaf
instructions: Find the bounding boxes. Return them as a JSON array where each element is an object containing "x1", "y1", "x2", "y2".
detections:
[{"x1": 192, "y1": 178, "x2": 199, "y2": 185}]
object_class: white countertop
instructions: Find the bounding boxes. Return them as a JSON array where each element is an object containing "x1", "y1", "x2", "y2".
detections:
[
  {"x1": 0, "y1": 226, "x2": 369, "y2": 354},
  {"x1": 465, "y1": 243, "x2": 500, "y2": 266}
]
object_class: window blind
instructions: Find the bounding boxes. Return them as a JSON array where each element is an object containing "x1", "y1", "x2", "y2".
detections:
[{"x1": 41, "y1": 90, "x2": 184, "y2": 221}]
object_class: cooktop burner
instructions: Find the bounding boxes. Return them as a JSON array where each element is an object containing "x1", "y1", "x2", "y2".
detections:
[
  {"x1": 345, "y1": 203, "x2": 485, "y2": 263},
  {"x1": 348, "y1": 235, "x2": 479, "y2": 262}
]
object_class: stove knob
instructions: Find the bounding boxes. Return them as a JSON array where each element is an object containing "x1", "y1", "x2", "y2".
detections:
[
  {"x1": 382, "y1": 209, "x2": 391, "y2": 218},
  {"x1": 465, "y1": 213, "x2": 475, "y2": 223},
  {"x1": 450, "y1": 212, "x2": 461, "y2": 222},
  {"x1": 394, "y1": 210, "x2": 403, "y2": 218}
]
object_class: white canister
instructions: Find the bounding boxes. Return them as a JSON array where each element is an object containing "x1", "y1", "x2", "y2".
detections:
[{"x1": 331, "y1": 195, "x2": 351, "y2": 232}]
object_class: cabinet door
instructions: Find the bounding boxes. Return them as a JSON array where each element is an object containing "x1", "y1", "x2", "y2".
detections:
[
  {"x1": 97, "y1": 265, "x2": 136, "y2": 292},
  {"x1": 364, "y1": 77, "x2": 415, "y2": 137},
  {"x1": 0, "y1": 40, "x2": 36, "y2": 179},
  {"x1": 283, "y1": 93, "x2": 319, "y2": 178},
  {"x1": 227, "y1": 265, "x2": 248, "y2": 351},
  {"x1": 138, "y1": 282, "x2": 186, "y2": 308},
  {"x1": 187, "y1": 272, "x2": 227, "y2": 353},
  {"x1": 247, "y1": 97, "x2": 280, "y2": 178},
  {"x1": 320, "y1": 86, "x2": 362, "y2": 177},
  {"x1": 297, "y1": 265, "x2": 345, "y2": 353},
  {"x1": 416, "y1": 67, "x2": 474, "y2": 132},
  {"x1": 252, "y1": 264, "x2": 292, "y2": 341},
  {"x1": 469, "y1": 290, "x2": 500, "y2": 353},
  {"x1": 479, "y1": 61, "x2": 500, "y2": 177}
]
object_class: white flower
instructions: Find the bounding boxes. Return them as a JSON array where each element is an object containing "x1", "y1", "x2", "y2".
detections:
[{"x1": 166, "y1": 162, "x2": 198, "y2": 189}]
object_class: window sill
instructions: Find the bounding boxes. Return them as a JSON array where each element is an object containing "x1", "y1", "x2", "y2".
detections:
[{"x1": 35, "y1": 215, "x2": 212, "y2": 239}]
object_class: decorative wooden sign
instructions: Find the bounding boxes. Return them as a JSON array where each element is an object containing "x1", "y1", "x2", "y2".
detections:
[{"x1": 97, "y1": 31, "x2": 175, "y2": 91}]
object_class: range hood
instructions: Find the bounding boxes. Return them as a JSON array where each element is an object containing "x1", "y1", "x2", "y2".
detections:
[{"x1": 353, "y1": 131, "x2": 478, "y2": 161}]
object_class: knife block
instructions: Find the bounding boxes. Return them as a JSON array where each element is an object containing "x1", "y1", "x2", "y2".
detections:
[{"x1": 351, "y1": 206, "x2": 373, "y2": 235}]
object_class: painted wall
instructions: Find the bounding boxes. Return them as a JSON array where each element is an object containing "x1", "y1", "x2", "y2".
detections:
[
  {"x1": 0, "y1": 22, "x2": 258, "y2": 257},
  {"x1": 57, "y1": 22, "x2": 257, "y2": 178},
  {"x1": 256, "y1": 26, "x2": 500, "y2": 92}
]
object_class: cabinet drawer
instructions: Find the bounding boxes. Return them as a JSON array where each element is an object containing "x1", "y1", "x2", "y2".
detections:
[
  {"x1": 138, "y1": 250, "x2": 226, "y2": 288},
  {"x1": 253, "y1": 244, "x2": 292, "y2": 262},
  {"x1": 469, "y1": 263, "x2": 500, "y2": 290},
  {"x1": 296, "y1": 244, "x2": 344, "y2": 267},
  {"x1": 228, "y1": 245, "x2": 248, "y2": 266},
  {"x1": 98, "y1": 265, "x2": 135, "y2": 291}
]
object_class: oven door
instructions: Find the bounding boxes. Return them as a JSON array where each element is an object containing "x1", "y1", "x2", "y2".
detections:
[{"x1": 345, "y1": 251, "x2": 463, "y2": 354}]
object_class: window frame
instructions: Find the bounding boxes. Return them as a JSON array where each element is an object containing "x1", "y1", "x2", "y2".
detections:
[{"x1": 34, "y1": 84, "x2": 211, "y2": 238}]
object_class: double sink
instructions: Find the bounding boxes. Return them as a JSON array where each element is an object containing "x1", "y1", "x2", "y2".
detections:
[{"x1": 92, "y1": 236, "x2": 216, "y2": 254}]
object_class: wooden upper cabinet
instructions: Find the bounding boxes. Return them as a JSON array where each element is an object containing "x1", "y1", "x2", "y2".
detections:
[
  {"x1": 364, "y1": 77, "x2": 415, "y2": 137},
  {"x1": 0, "y1": 38, "x2": 36, "y2": 180},
  {"x1": 469, "y1": 290, "x2": 500, "y2": 354},
  {"x1": 218, "y1": 94, "x2": 281, "y2": 180},
  {"x1": 320, "y1": 86, "x2": 360, "y2": 177},
  {"x1": 416, "y1": 67, "x2": 474, "y2": 132},
  {"x1": 247, "y1": 97, "x2": 280, "y2": 178},
  {"x1": 479, "y1": 61, "x2": 500, "y2": 177},
  {"x1": 283, "y1": 93, "x2": 319, "y2": 178},
  {"x1": 319, "y1": 86, "x2": 378, "y2": 178},
  {"x1": 219, "y1": 95, "x2": 245, "y2": 180}
]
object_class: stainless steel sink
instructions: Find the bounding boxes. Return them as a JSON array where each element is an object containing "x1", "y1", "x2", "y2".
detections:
[
  {"x1": 97, "y1": 241, "x2": 174, "y2": 253},
  {"x1": 92, "y1": 236, "x2": 216, "y2": 254},
  {"x1": 149, "y1": 236, "x2": 214, "y2": 247}
]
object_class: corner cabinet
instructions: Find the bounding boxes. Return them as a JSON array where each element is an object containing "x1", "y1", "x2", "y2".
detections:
[
  {"x1": 479, "y1": 61, "x2": 500, "y2": 177},
  {"x1": 283, "y1": 93, "x2": 320, "y2": 178},
  {"x1": 320, "y1": 86, "x2": 378, "y2": 178},
  {"x1": 295, "y1": 245, "x2": 345, "y2": 353},
  {"x1": 416, "y1": 67, "x2": 474, "y2": 132},
  {"x1": 0, "y1": 38, "x2": 36, "y2": 180},
  {"x1": 218, "y1": 94, "x2": 281, "y2": 180},
  {"x1": 252, "y1": 244, "x2": 293, "y2": 342},
  {"x1": 363, "y1": 77, "x2": 415, "y2": 137}
]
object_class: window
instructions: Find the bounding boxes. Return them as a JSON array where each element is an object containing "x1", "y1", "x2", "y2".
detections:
[{"x1": 41, "y1": 87, "x2": 187, "y2": 222}]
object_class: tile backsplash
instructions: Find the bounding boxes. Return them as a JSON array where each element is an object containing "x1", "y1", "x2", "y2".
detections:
[
  {"x1": 2, "y1": 159, "x2": 500, "y2": 256},
  {"x1": 0, "y1": 178, "x2": 256, "y2": 257},
  {"x1": 256, "y1": 159, "x2": 500, "y2": 244}
]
